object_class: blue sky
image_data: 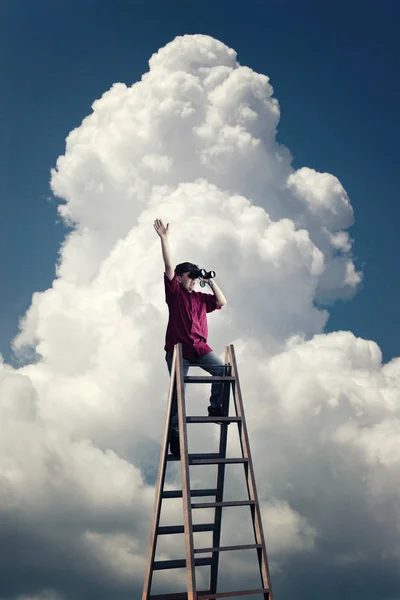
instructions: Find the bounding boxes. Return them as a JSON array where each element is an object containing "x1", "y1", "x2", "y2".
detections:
[{"x1": 2, "y1": 0, "x2": 400, "y2": 364}]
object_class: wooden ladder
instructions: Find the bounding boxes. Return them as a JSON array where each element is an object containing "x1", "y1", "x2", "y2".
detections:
[{"x1": 142, "y1": 343, "x2": 274, "y2": 600}]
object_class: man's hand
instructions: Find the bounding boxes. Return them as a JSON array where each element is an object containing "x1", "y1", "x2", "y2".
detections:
[
  {"x1": 154, "y1": 218, "x2": 174, "y2": 280},
  {"x1": 153, "y1": 218, "x2": 169, "y2": 239}
]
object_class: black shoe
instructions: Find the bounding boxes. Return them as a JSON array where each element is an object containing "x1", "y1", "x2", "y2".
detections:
[
  {"x1": 169, "y1": 430, "x2": 180, "y2": 458},
  {"x1": 208, "y1": 406, "x2": 226, "y2": 425}
]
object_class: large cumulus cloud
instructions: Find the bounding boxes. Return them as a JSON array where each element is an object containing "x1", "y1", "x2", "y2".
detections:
[{"x1": 2, "y1": 34, "x2": 398, "y2": 600}]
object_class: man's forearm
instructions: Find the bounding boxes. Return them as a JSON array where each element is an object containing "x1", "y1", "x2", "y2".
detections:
[
  {"x1": 160, "y1": 237, "x2": 173, "y2": 269},
  {"x1": 208, "y1": 279, "x2": 227, "y2": 307},
  {"x1": 154, "y1": 218, "x2": 174, "y2": 279}
]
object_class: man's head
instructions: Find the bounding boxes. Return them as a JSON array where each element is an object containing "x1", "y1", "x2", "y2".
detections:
[{"x1": 175, "y1": 262, "x2": 199, "y2": 293}]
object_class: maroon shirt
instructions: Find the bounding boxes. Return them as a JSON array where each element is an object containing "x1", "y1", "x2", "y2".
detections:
[{"x1": 164, "y1": 273, "x2": 221, "y2": 359}]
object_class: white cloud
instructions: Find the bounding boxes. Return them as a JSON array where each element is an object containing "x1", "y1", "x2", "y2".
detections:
[
  {"x1": 262, "y1": 501, "x2": 317, "y2": 554},
  {"x1": 11, "y1": 592, "x2": 64, "y2": 600},
  {"x1": 2, "y1": 34, "x2": 398, "y2": 599}
]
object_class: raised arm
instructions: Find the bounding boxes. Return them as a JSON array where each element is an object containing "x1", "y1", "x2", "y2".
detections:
[
  {"x1": 153, "y1": 218, "x2": 174, "y2": 280},
  {"x1": 207, "y1": 278, "x2": 227, "y2": 307}
]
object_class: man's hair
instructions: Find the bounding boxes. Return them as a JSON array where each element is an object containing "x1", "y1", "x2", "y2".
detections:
[{"x1": 175, "y1": 262, "x2": 197, "y2": 276}]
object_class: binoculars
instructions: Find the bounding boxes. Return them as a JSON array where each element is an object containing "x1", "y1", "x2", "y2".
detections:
[{"x1": 188, "y1": 266, "x2": 216, "y2": 287}]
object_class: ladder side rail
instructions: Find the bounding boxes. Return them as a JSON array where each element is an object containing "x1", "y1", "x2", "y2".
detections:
[
  {"x1": 142, "y1": 346, "x2": 178, "y2": 600},
  {"x1": 208, "y1": 351, "x2": 232, "y2": 594},
  {"x1": 176, "y1": 343, "x2": 197, "y2": 600},
  {"x1": 227, "y1": 345, "x2": 274, "y2": 600}
]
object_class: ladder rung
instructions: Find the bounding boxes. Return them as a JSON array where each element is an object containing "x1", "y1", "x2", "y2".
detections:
[
  {"x1": 157, "y1": 523, "x2": 215, "y2": 535},
  {"x1": 189, "y1": 457, "x2": 248, "y2": 465},
  {"x1": 150, "y1": 591, "x2": 270, "y2": 600},
  {"x1": 149, "y1": 594, "x2": 189, "y2": 600},
  {"x1": 166, "y1": 453, "x2": 234, "y2": 463},
  {"x1": 190, "y1": 453, "x2": 221, "y2": 460},
  {"x1": 192, "y1": 500, "x2": 255, "y2": 509},
  {"x1": 184, "y1": 375, "x2": 235, "y2": 383},
  {"x1": 153, "y1": 556, "x2": 212, "y2": 570},
  {"x1": 194, "y1": 543, "x2": 262, "y2": 554},
  {"x1": 149, "y1": 592, "x2": 210, "y2": 600},
  {"x1": 162, "y1": 488, "x2": 218, "y2": 499},
  {"x1": 197, "y1": 589, "x2": 270, "y2": 599},
  {"x1": 186, "y1": 416, "x2": 241, "y2": 423}
]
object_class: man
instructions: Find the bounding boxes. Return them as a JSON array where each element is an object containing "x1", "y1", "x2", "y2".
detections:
[{"x1": 153, "y1": 218, "x2": 227, "y2": 457}]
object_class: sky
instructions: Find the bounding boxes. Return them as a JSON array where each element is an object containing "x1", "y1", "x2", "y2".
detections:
[
  {"x1": 2, "y1": 0, "x2": 400, "y2": 364},
  {"x1": 1, "y1": 2, "x2": 400, "y2": 600}
]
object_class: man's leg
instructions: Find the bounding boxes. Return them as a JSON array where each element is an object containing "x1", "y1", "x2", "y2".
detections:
[
  {"x1": 195, "y1": 351, "x2": 226, "y2": 410},
  {"x1": 165, "y1": 352, "x2": 190, "y2": 455}
]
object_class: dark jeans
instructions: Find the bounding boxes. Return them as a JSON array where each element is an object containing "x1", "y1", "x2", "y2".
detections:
[{"x1": 165, "y1": 350, "x2": 225, "y2": 434}]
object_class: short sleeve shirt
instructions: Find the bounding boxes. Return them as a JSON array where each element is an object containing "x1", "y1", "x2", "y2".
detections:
[{"x1": 164, "y1": 273, "x2": 221, "y2": 359}]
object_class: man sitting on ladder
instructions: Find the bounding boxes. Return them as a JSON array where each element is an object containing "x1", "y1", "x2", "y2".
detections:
[{"x1": 153, "y1": 218, "x2": 228, "y2": 457}]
